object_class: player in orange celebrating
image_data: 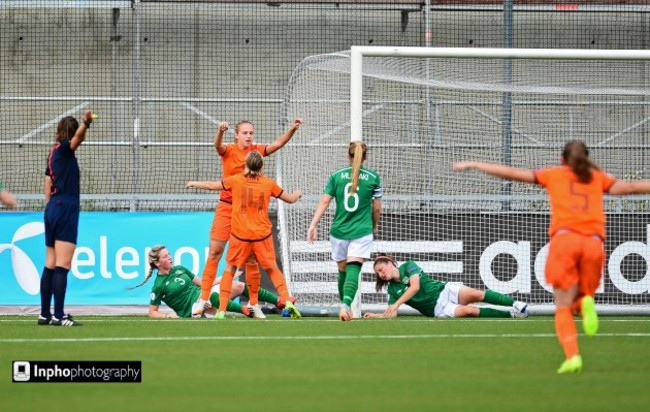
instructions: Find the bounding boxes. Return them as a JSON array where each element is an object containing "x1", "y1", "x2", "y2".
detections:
[
  {"x1": 454, "y1": 140, "x2": 650, "y2": 374},
  {"x1": 194, "y1": 119, "x2": 302, "y2": 316},
  {"x1": 187, "y1": 150, "x2": 302, "y2": 319}
]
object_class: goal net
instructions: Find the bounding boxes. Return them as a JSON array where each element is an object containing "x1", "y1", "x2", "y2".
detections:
[{"x1": 278, "y1": 46, "x2": 650, "y2": 315}]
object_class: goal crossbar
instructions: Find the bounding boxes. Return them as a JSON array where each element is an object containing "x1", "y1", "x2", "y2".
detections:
[{"x1": 350, "y1": 46, "x2": 650, "y2": 141}]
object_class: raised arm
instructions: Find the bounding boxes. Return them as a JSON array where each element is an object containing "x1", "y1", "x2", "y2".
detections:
[
  {"x1": 307, "y1": 194, "x2": 332, "y2": 243},
  {"x1": 186, "y1": 180, "x2": 225, "y2": 191},
  {"x1": 213, "y1": 121, "x2": 229, "y2": 155},
  {"x1": 608, "y1": 180, "x2": 650, "y2": 196},
  {"x1": 0, "y1": 188, "x2": 17, "y2": 208},
  {"x1": 70, "y1": 110, "x2": 93, "y2": 151},
  {"x1": 279, "y1": 189, "x2": 303, "y2": 204},
  {"x1": 265, "y1": 118, "x2": 303, "y2": 156},
  {"x1": 453, "y1": 161, "x2": 536, "y2": 184}
]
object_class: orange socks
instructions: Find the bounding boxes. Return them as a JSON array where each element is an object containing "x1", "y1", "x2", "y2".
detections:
[
  {"x1": 267, "y1": 267, "x2": 290, "y2": 300},
  {"x1": 218, "y1": 269, "x2": 234, "y2": 312},
  {"x1": 246, "y1": 263, "x2": 262, "y2": 305},
  {"x1": 571, "y1": 296, "x2": 583, "y2": 316},
  {"x1": 555, "y1": 306, "x2": 579, "y2": 359},
  {"x1": 200, "y1": 258, "x2": 219, "y2": 301}
]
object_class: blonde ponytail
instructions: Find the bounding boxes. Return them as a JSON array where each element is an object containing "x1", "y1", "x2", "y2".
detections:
[
  {"x1": 244, "y1": 150, "x2": 264, "y2": 177},
  {"x1": 348, "y1": 141, "x2": 367, "y2": 194},
  {"x1": 127, "y1": 245, "x2": 166, "y2": 290}
]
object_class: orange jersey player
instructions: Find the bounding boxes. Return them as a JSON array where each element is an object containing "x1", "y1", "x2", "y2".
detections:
[
  {"x1": 454, "y1": 139, "x2": 650, "y2": 374},
  {"x1": 194, "y1": 118, "x2": 302, "y2": 316},
  {"x1": 536, "y1": 166, "x2": 614, "y2": 240},
  {"x1": 187, "y1": 150, "x2": 303, "y2": 319},
  {"x1": 534, "y1": 166, "x2": 615, "y2": 301}
]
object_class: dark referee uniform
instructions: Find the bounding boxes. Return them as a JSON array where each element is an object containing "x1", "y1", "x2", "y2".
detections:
[{"x1": 44, "y1": 138, "x2": 81, "y2": 245}]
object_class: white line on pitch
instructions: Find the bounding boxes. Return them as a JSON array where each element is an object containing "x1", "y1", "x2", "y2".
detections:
[{"x1": 2, "y1": 333, "x2": 650, "y2": 344}]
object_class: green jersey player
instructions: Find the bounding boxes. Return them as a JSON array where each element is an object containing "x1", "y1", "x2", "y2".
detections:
[
  {"x1": 364, "y1": 254, "x2": 528, "y2": 319},
  {"x1": 129, "y1": 245, "x2": 293, "y2": 319},
  {"x1": 308, "y1": 142, "x2": 382, "y2": 321}
]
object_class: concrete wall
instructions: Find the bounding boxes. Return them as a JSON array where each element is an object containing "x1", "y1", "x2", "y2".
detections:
[{"x1": 1, "y1": 3, "x2": 649, "y2": 210}]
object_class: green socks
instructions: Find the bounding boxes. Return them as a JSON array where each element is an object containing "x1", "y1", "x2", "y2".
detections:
[
  {"x1": 209, "y1": 291, "x2": 247, "y2": 313},
  {"x1": 242, "y1": 284, "x2": 279, "y2": 306},
  {"x1": 478, "y1": 308, "x2": 511, "y2": 318},
  {"x1": 226, "y1": 300, "x2": 243, "y2": 313},
  {"x1": 342, "y1": 262, "x2": 362, "y2": 307},
  {"x1": 258, "y1": 288, "x2": 279, "y2": 306},
  {"x1": 484, "y1": 290, "x2": 515, "y2": 306},
  {"x1": 337, "y1": 271, "x2": 346, "y2": 301}
]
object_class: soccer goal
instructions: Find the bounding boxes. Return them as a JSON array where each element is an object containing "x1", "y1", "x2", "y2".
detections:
[{"x1": 278, "y1": 46, "x2": 650, "y2": 316}]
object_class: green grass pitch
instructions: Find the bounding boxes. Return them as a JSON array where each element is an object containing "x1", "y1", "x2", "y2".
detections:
[{"x1": 1, "y1": 315, "x2": 649, "y2": 412}]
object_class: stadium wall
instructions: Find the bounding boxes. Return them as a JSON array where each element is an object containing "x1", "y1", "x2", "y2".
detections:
[{"x1": 1, "y1": 2, "x2": 649, "y2": 208}]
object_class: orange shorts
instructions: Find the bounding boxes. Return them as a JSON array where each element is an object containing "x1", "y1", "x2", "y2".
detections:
[
  {"x1": 226, "y1": 235, "x2": 277, "y2": 269},
  {"x1": 545, "y1": 231, "x2": 604, "y2": 294},
  {"x1": 209, "y1": 201, "x2": 232, "y2": 242}
]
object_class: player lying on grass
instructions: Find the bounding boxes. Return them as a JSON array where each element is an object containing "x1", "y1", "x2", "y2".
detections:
[
  {"x1": 129, "y1": 245, "x2": 295, "y2": 319},
  {"x1": 363, "y1": 254, "x2": 528, "y2": 319}
]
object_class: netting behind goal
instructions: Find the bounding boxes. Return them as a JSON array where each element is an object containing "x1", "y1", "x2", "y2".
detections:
[{"x1": 279, "y1": 48, "x2": 650, "y2": 314}]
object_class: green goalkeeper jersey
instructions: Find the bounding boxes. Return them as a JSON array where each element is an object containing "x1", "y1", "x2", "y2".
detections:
[
  {"x1": 387, "y1": 261, "x2": 446, "y2": 317},
  {"x1": 149, "y1": 265, "x2": 200, "y2": 318},
  {"x1": 324, "y1": 165, "x2": 382, "y2": 240}
]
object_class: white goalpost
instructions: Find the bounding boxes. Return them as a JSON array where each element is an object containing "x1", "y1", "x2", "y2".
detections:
[{"x1": 279, "y1": 46, "x2": 650, "y2": 316}]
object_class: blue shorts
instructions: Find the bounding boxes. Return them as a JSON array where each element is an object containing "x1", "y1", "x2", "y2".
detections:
[{"x1": 44, "y1": 196, "x2": 80, "y2": 246}]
